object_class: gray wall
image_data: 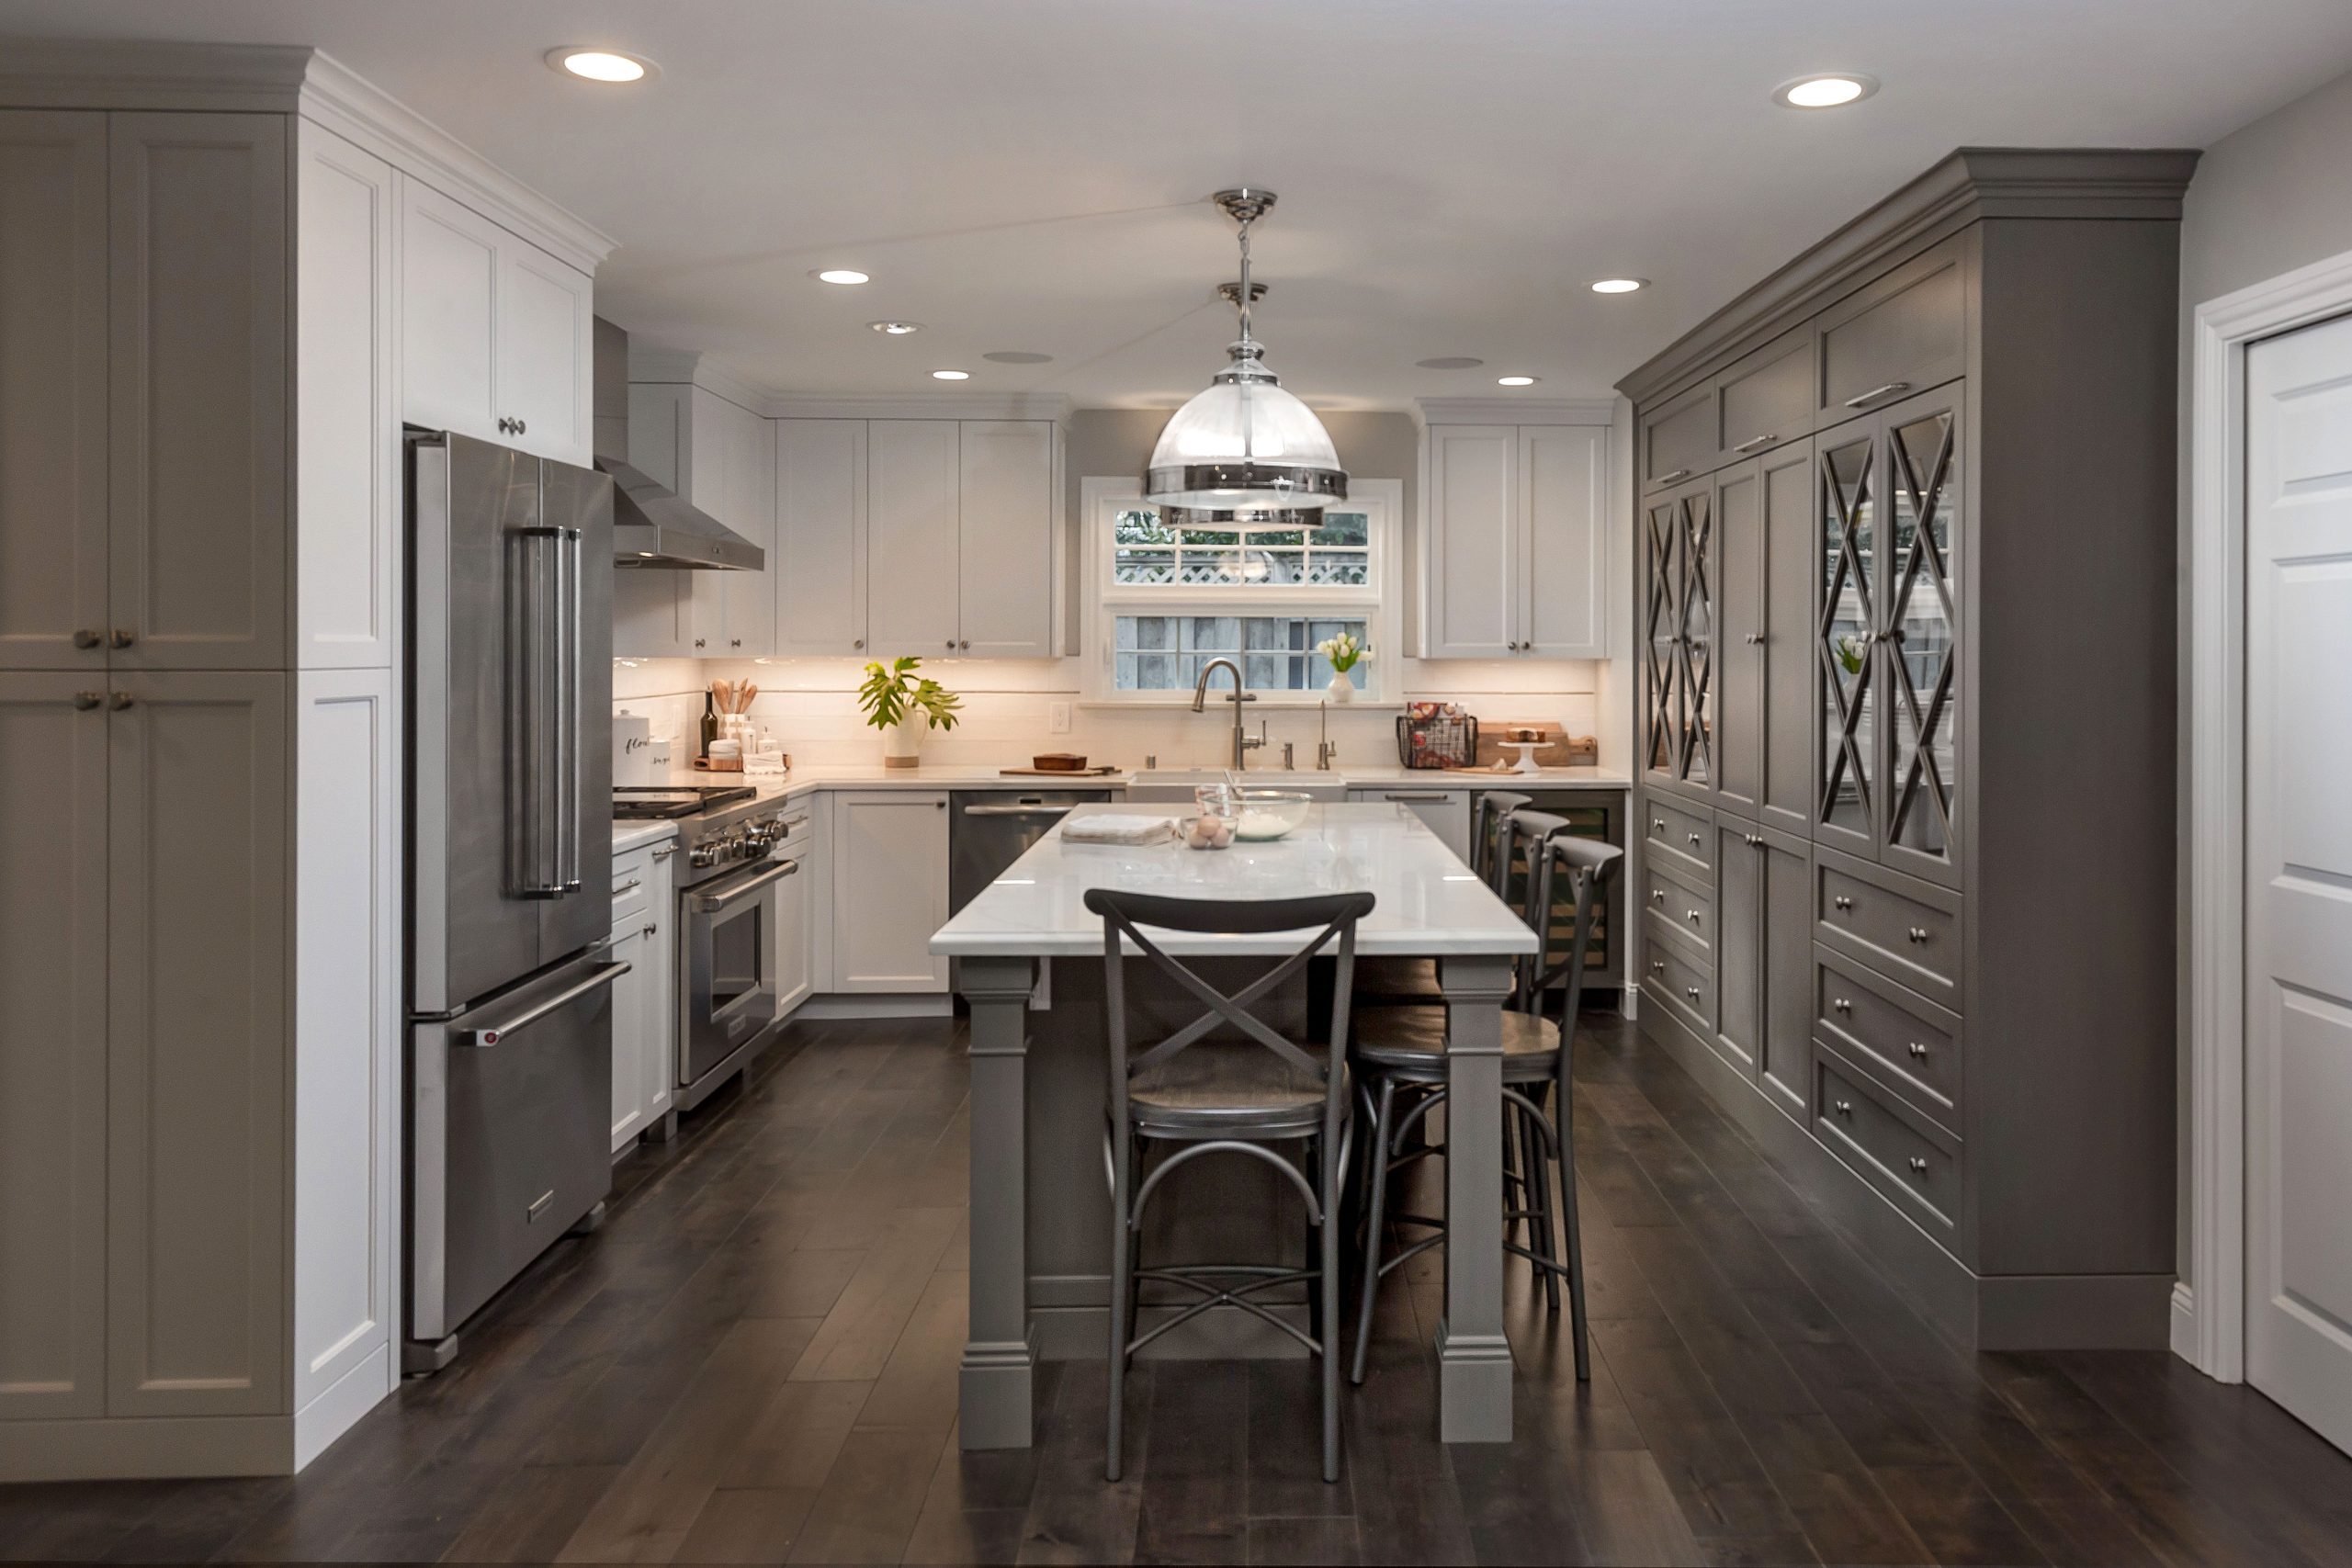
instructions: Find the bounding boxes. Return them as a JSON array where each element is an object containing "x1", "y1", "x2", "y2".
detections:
[{"x1": 2173, "y1": 62, "x2": 2352, "y2": 1295}]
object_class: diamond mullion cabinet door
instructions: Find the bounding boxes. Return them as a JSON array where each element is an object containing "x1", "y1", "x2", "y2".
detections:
[
  {"x1": 0, "y1": 674, "x2": 110, "y2": 1419},
  {"x1": 1640, "y1": 485, "x2": 1684, "y2": 795},
  {"x1": 0, "y1": 111, "x2": 109, "y2": 672},
  {"x1": 865, "y1": 421, "x2": 963, "y2": 658},
  {"x1": 957, "y1": 421, "x2": 1056, "y2": 658},
  {"x1": 107, "y1": 114, "x2": 288, "y2": 672},
  {"x1": 1421, "y1": 423, "x2": 1520, "y2": 659},
  {"x1": 1814, "y1": 419, "x2": 1882, "y2": 860},
  {"x1": 775, "y1": 419, "x2": 869, "y2": 657},
  {"x1": 1876, "y1": 386, "x2": 1964, "y2": 889},
  {"x1": 105, "y1": 671, "x2": 288, "y2": 1417},
  {"x1": 1668, "y1": 474, "x2": 1718, "y2": 801}
]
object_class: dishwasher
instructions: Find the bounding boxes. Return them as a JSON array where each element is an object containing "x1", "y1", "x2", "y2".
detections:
[{"x1": 948, "y1": 789, "x2": 1116, "y2": 914}]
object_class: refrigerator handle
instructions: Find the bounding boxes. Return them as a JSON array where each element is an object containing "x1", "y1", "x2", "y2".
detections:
[
  {"x1": 556, "y1": 525, "x2": 583, "y2": 893},
  {"x1": 510, "y1": 525, "x2": 566, "y2": 897}
]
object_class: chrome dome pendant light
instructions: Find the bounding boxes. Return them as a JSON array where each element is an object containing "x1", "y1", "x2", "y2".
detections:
[{"x1": 1143, "y1": 188, "x2": 1347, "y2": 520}]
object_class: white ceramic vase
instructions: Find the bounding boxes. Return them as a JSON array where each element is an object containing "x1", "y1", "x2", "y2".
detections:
[
  {"x1": 1327, "y1": 671, "x2": 1355, "y2": 705},
  {"x1": 881, "y1": 720, "x2": 922, "y2": 769}
]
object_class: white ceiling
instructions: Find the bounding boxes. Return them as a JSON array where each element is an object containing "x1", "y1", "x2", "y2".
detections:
[{"x1": 9, "y1": 0, "x2": 2352, "y2": 408}]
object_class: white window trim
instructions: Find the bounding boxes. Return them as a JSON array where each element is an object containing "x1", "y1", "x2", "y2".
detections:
[{"x1": 1077, "y1": 477, "x2": 1404, "y2": 706}]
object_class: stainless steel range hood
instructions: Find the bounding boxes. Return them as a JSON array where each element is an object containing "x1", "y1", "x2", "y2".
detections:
[{"x1": 594, "y1": 317, "x2": 765, "y2": 571}]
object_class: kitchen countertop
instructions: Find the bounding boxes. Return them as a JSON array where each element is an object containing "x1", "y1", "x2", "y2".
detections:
[
  {"x1": 622, "y1": 760, "x2": 1630, "y2": 799},
  {"x1": 930, "y1": 802, "x2": 1544, "y2": 959},
  {"x1": 611, "y1": 820, "x2": 681, "y2": 855}
]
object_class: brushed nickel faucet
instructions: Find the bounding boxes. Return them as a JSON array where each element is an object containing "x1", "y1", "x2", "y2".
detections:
[{"x1": 1190, "y1": 657, "x2": 1262, "y2": 771}]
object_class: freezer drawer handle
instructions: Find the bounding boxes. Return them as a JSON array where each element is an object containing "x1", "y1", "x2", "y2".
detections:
[
  {"x1": 690, "y1": 857, "x2": 797, "y2": 913},
  {"x1": 460, "y1": 959, "x2": 631, "y2": 1048}
]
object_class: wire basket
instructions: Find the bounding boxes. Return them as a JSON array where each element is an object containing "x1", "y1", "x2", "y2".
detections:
[{"x1": 1396, "y1": 712, "x2": 1478, "y2": 770}]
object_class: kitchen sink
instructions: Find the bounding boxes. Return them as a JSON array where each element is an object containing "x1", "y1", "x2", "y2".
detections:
[{"x1": 1124, "y1": 769, "x2": 1351, "y2": 804}]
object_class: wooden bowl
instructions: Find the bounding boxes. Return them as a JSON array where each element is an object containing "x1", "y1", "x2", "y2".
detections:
[{"x1": 1031, "y1": 752, "x2": 1088, "y2": 772}]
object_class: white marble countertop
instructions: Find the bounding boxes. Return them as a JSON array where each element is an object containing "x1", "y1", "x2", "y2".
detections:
[
  {"x1": 611, "y1": 820, "x2": 680, "y2": 856},
  {"x1": 621, "y1": 760, "x2": 1629, "y2": 799},
  {"x1": 930, "y1": 803, "x2": 1542, "y2": 959}
]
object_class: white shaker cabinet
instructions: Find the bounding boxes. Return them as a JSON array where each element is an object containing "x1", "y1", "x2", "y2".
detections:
[
  {"x1": 774, "y1": 419, "x2": 868, "y2": 658},
  {"x1": 772, "y1": 804, "x2": 819, "y2": 1016},
  {"x1": 1348, "y1": 785, "x2": 1473, "y2": 863},
  {"x1": 957, "y1": 421, "x2": 1056, "y2": 657},
  {"x1": 399, "y1": 175, "x2": 594, "y2": 467},
  {"x1": 0, "y1": 111, "x2": 108, "y2": 673},
  {"x1": 831, "y1": 792, "x2": 951, "y2": 992},
  {"x1": 865, "y1": 421, "x2": 965, "y2": 658},
  {"x1": 1419, "y1": 418, "x2": 1608, "y2": 660},
  {"x1": 607, "y1": 839, "x2": 677, "y2": 1153}
]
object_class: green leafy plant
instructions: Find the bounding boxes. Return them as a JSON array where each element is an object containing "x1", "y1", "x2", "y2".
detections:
[{"x1": 857, "y1": 657, "x2": 964, "y2": 731}]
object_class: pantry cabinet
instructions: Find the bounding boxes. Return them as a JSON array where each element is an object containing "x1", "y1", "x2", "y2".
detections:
[
  {"x1": 399, "y1": 175, "x2": 594, "y2": 466},
  {"x1": 831, "y1": 791, "x2": 951, "y2": 992},
  {"x1": 1419, "y1": 417, "x2": 1607, "y2": 660}
]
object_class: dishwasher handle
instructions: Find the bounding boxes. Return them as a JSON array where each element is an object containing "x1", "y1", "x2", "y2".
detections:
[{"x1": 958, "y1": 802, "x2": 1081, "y2": 818}]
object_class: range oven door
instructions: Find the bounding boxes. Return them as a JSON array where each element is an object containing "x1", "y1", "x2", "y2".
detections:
[{"x1": 680, "y1": 855, "x2": 797, "y2": 1088}]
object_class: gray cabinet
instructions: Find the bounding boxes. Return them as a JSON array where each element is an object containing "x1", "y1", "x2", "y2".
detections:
[{"x1": 1620, "y1": 149, "x2": 2193, "y2": 1349}]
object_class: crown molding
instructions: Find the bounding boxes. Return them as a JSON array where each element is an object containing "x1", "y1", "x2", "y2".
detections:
[
  {"x1": 0, "y1": 40, "x2": 614, "y2": 275},
  {"x1": 763, "y1": 391, "x2": 1075, "y2": 423},
  {"x1": 625, "y1": 346, "x2": 770, "y2": 413},
  {"x1": 1412, "y1": 396, "x2": 1617, "y2": 429},
  {"x1": 1616, "y1": 145, "x2": 2199, "y2": 407}
]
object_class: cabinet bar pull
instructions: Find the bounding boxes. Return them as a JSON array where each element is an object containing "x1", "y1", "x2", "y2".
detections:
[
  {"x1": 1653, "y1": 818, "x2": 1667, "y2": 832},
  {"x1": 1842, "y1": 380, "x2": 1912, "y2": 410},
  {"x1": 1731, "y1": 434, "x2": 1781, "y2": 454},
  {"x1": 650, "y1": 845, "x2": 675, "y2": 861},
  {"x1": 1687, "y1": 832, "x2": 1702, "y2": 846},
  {"x1": 1657, "y1": 468, "x2": 1693, "y2": 484},
  {"x1": 612, "y1": 877, "x2": 642, "y2": 896},
  {"x1": 1384, "y1": 792, "x2": 1452, "y2": 803}
]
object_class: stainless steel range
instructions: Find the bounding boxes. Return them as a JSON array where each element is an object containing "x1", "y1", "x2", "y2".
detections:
[{"x1": 616, "y1": 785, "x2": 804, "y2": 1109}]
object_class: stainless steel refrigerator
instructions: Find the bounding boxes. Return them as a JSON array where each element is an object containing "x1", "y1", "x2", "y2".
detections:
[{"x1": 403, "y1": 430, "x2": 620, "y2": 1372}]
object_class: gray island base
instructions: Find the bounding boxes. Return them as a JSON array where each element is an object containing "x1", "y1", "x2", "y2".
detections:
[{"x1": 932, "y1": 805, "x2": 1540, "y2": 1450}]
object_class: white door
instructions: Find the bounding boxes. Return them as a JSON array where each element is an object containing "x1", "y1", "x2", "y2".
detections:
[
  {"x1": 2245, "y1": 311, "x2": 2352, "y2": 1456},
  {"x1": 397, "y1": 175, "x2": 502, "y2": 444},
  {"x1": 866, "y1": 421, "x2": 963, "y2": 658},
  {"x1": 775, "y1": 419, "x2": 868, "y2": 657},
  {"x1": 958, "y1": 420, "x2": 1056, "y2": 657},
  {"x1": 718, "y1": 401, "x2": 777, "y2": 657},
  {"x1": 494, "y1": 238, "x2": 594, "y2": 465},
  {"x1": 831, "y1": 792, "x2": 950, "y2": 991},
  {"x1": 1520, "y1": 424, "x2": 1608, "y2": 658},
  {"x1": 606, "y1": 918, "x2": 650, "y2": 1152},
  {"x1": 1422, "y1": 424, "x2": 1518, "y2": 658}
]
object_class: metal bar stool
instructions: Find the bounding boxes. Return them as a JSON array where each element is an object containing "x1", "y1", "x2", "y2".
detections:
[
  {"x1": 1346, "y1": 819, "x2": 1621, "y2": 1384},
  {"x1": 1351, "y1": 790, "x2": 1528, "y2": 1006},
  {"x1": 1086, "y1": 886, "x2": 1374, "y2": 1484}
]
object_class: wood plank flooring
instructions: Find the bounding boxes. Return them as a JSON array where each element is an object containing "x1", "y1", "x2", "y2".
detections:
[{"x1": 4, "y1": 1013, "x2": 2349, "y2": 1565}]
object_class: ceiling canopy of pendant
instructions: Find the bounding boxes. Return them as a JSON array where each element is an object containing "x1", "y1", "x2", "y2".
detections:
[{"x1": 1143, "y1": 189, "x2": 1347, "y2": 513}]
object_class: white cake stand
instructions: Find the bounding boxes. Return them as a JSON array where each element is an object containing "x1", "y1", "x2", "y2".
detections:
[{"x1": 1502, "y1": 740, "x2": 1545, "y2": 774}]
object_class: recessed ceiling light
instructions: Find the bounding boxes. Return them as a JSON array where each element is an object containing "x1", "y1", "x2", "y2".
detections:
[
  {"x1": 1589, "y1": 277, "x2": 1647, "y2": 294},
  {"x1": 1497, "y1": 375, "x2": 1540, "y2": 387},
  {"x1": 811, "y1": 268, "x2": 870, "y2": 286},
  {"x1": 546, "y1": 47, "x2": 656, "y2": 83},
  {"x1": 1417, "y1": 356, "x2": 1486, "y2": 370},
  {"x1": 867, "y1": 321, "x2": 921, "y2": 334},
  {"x1": 932, "y1": 369, "x2": 970, "y2": 381},
  {"x1": 983, "y1": 351, "x2": 1055, "y2": 365},
  {"x1": 1772, "y1": 73, "x2": 1878, "y2": 109}
]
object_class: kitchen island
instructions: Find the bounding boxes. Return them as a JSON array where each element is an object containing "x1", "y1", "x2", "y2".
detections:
[{"x1": 930, "y1": 803, "x2": 1539, "y2": 1450}]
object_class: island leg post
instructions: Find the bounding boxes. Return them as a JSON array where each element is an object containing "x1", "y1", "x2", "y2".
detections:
[
  {"x1": 959, "y1": 955, "x2": 1036, "y2": 1450},
  {"x1": 1438, "y1": 953, "x2": 1515, "y2": 1443}
]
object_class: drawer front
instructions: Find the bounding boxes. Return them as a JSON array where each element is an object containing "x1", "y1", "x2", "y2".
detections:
[
  {"x1": 1815, "y1": 953, "x2": 1963, "y2": 1130},
  {"x1": 1814, "y1": 1049, "x2": 1960, "y2": 1236},
  {"x1": 1644, "y1": 937, "x2": 1714, "y2": 1032},
  {"x1": 1815, "y1": 855, "x2": 1960, "y2": 1006},
  {"x1": 1717, "y1": 328, "x2": 1815, "y2": 458},
  {"x1": 1817, "y1": 239, "x2": 1966, "y2": 417},
  {"x1": 611, "y1": 846, "x2": 654, "y2": 928},
  {"x1": 1642, "y1": 384, "x2": 1716, "y2": 491},
  {"x1": 1642, "y1": 795, "x2": 1714, "y2": 881},
  {"x1": 1641, "y1": 866, "x2": 1713, "y2": 959}
]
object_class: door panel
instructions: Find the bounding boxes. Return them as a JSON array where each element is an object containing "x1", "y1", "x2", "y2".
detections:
[
  {"x1": 832, "y1": 793, "x2": 950, "y2": 991},
  {"x1": 1676, "y1": 482, "x2": 1715, "y2": 792},
  {"x1": 0, "y1": 674, "x2": 107, "y2": 1418},
  {"x1": 1641, "y1": 493, "x2": 1681, "y2": 791},
  {"x1": 1521, "y1": 424, "x2": 1608, "y2": 657},
  {"x1": 959, "y1": 421, "x2": 1055, "y2": 657},
  {"x1": 1881, "y1": 390, "x2": 1962, "y2": 887},
  {"x1": 775, "y1": 419, "x2": 868, "y2": 656},
  {"x1": 0, "y1": 112, "x2": 108, "y2": 671},
  {"x1": 107, "y1": 671, "x2": 288, "y2": 1416},
  {"x1": 718, "y1": 408, "x2": 776, "y2": 655},
  {"x1": 1713, "y1": 822, "x2": 1758, "y2": 1076},
  {"x1": 1714, "y1": 460, "x2": 1764, "y2": 817},
  {"x1": 108, "y1": 114, "x2": 288, "y2": 670},
  {"x1": 1758, "y1": 830, "x2": 1812, "y2": 1122},
  {"x1": 2246, "y1": 313, "x2": 2352, "y2": 1457},
  {"x1": 865, "y1": 422, "x2": 962, "y2": 657},
  {"x1": 496, "y1": 242, "x2": 593, "y2": 465},
  {"x1": 1815, "y1": 425, "x2": 1878, "y2": 857},
  {"x1": 399, "y1": 177, "x2": 501, "y2": 441},
  {"x1": 1760, "y1": 442, "x2": 1816, "y2": 835},
  {"x1": 1425, "y1": 424, "x2": 1518, "y2": 658}
]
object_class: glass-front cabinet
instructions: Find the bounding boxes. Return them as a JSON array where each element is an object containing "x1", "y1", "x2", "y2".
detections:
[
  {"x1": 1813, "y1": 386, "x2": 1962, "y2": 886},
  {"x1": 1642, "y1": 475, "x2": 1715, "y2": 800}
]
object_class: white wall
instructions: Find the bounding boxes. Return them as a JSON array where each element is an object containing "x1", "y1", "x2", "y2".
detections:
[{"x1": 2173, "y1": 62, "x2": 2352, "y2": 1295}]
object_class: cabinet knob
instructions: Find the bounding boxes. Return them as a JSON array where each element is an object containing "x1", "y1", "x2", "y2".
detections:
[
  {"x1": 515, "y1": 419, "x2": 526, "y2": 434},
  {"x1": 1687, "y1": 832, "x2": 1701, "y2": 846},
  {"x1": 1744, "y1": 633, "x2": 1763, "y2": 645},
  {"x1": 694, "y1": 638, "x2": 707, "y2": 649},
  {"x1": 108, "y1": 692, "x2": 134, "y2": 711},
  {"x1": 643, "y1": 924, "x2": 658, "y2": 939},
  {"x1": 110, "y1": 628, "x2": 135, "y2": 649},
  {"x1": 1652, "y1": 888, "x2": 1666, "y2": 902},
  {"x1": 1834, "y1": 1099, "x2": 1853, "y2": 1116},
  {"x1": 1906, "y1": 926, "x2": 1928, "y2": 942},
  {"x1": 1907, "y1": 1042, "x2": 1929, "y2": 1059},
  {"x1": 73, "y1": 691, "x2": 102, "y2": 710},
  {"x1": 730, "y1": 638, "x2": 742, "y2": 649},
  {"x1": 1907, "y1": 1156, "x2": 1928, "y2": 1175},
  {"x1": 936, "y1": 800, "x2": 946, "y2": 809},
  {"x1": 73, "y1": 628, "x2": 102, "y2": 649},
  {"x1": 1744, "y1": 834, "x2": 1764, "y2": 847},
  {"x1": 1649, "y1": 960, "x2": 1665, "y2": 974},
  {"x1": 1685, "y1": 909, "x2": 1701, "y2": 923},
  {"x1": 854, "y1": 638, "x2": 865, "y2": 649},
  {"x1": 947, "y1": 639, "x2": 957, "y2": 649},
  {"x1": 1684, "y1": 987, "x2": 1700, "y2": 1000},
  {"x1": 1832, "y1": 997, "x2": 1851, "y2": 1013},
  {"x1": 1833, "y1": 895, "x2": 1853, "y2": 911},
  {"x1": 961, "y1": 639, "x2": 971, "y2": 650},
  {"x1": 1653, "y1": 819, "x2": 1666, "y2": 832}
]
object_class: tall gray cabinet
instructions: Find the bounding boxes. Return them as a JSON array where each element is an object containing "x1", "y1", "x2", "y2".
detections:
[{"x1": 1621, "y1": 149, "x2": 2195, "y2": 1349}]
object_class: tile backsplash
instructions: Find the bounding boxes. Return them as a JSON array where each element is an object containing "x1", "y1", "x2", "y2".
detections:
[{"x1": 614, "y1": 654, "x2": 1623, "y2": 773}]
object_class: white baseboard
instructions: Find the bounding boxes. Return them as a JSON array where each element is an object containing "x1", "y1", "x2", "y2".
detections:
[
  {"x1": 795, "y1": 993, "x2": 955, "y2": 1021},
  {"x1": 293, "y1": 1341, "x2": 392, "y2": 1470},
  {"x1": 2170, "y1": 1280, "x2": 2197, "y2": 1364}
]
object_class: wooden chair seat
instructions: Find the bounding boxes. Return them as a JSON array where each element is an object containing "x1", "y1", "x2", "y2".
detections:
[
  {"x1": 1129, "y1": 1041, "x2": 1335, "y2": 1134},
  {"x1": 1353, "y1": 1006, "x2": 1559, "y2": 1080}
]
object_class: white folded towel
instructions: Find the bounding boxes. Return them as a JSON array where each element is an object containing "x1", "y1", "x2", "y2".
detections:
[{"x1": 1059, "y1": 815, "x2": 1178, "y2": 846}]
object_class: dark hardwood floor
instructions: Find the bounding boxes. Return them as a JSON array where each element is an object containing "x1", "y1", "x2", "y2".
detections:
[{"x1": 6, "y1": 1013, "x2": 2348, "y2": 1565}]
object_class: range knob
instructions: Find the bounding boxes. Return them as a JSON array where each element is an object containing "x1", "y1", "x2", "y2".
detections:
[{"x1": 688, "y1": 841, "x2": 719, "y2": 869}]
